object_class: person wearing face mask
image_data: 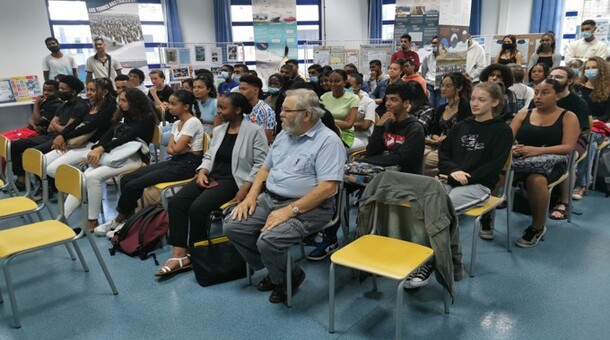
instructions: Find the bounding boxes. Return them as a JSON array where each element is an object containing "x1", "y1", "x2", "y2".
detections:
[
  {"x1": 567, "y1": 59, "x2": 585, "y2": 89},
  {"x1": 420, "y1": 36, "x2": 447, "y2": 108},
  {"x1": 565, "y1": 20, "x2": 609, "y2": 64},
  {"x1": 307, "y1": 64, "x2": 323, "y2": 84},
  {"x1": 229, "y1": 64, "x2": 249, "y2": 93},
  {"x1": 527, "y1": 32, "x2": 561, "y2": 70},
  {"x1": 10, "y1": 76, "x2": 88, "y2": 190},
  {"x1": 218, "y1": 64, "x2": 239, "y2": 95},
  {"x1": 42, "y1": 37, "x2": 77, "y2": 81},
  {"x1": 576, "y1": 57, "x2": 610, "y2": 123},
  {"x1": 264, "y1": 73, "x2": 283, "y2": 112},
  {"x1": 495, "y1": 35, "x2": 522, "y2": 65}
]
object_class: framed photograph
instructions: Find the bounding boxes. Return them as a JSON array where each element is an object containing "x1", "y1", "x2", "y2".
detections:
[
  {"x1": 164, "y1": 48, "x2": 178, "y2": 65},
  {"x1": 178, "y1": 48, "x2": 192, "y2": 65},
  {"x1": 210, "y1": 47, "x2": 222, "y2": 66},
  {"x1": 227, "y1": 45, "x2": 239, "y2": 62},
  {"x1": 172, "y1": 66, "x2": 191, "y2": 80},
  {"x1": 194, "y1": 45, "x2": 206, "y2": 62}
]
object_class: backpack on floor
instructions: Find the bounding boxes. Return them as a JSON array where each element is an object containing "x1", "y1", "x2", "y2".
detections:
[{"x1": 109, "y1": 205, "x2": 169, "y2": 264}]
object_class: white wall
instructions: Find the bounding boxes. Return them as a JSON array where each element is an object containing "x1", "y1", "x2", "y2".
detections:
[
  {"x1": 176, "y1": 0, "x2": 216, "y2": 43},
  {"x1": 481, "y1": 0, "x2": 534, "y2": 36},
  {"x1": 323, "y1": 0, "x2": 369, "y2": 42},
  {"x1": 0, "y1": 0, "x2": 51, "y2": 80}
]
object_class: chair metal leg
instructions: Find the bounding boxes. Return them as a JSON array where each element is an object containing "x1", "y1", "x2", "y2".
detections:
[
  {"x1": 506, "y1": 192, "x2": 512, "y2": 252},
  {"x1": 592, "y1": 151, "x2": 600, "y2": 190},
  {"x1": 72, "y1": 240, "x2": 89, "y2": 272},
  {"x1": 444, "y1": 290, "x2": 451, "y2": 314},
  {"x1": 65, "y1": 243, "x2": 76, "y2": 260},
  {"x1": 286, "y1": 250, "x2": 292, "y2": 308},
  {"x1": 246, "y1": 263, "x2": 252, "y2": 285},
  {"x1": 470, "y1": 217, "x2": 480, "y2": 277},
  {"x1": 329, "y1": 263, "x2": 336, "y2": 333},
  {"x1": 371, "y1": 274, "x2": 378, "y2": 291},
  {"x1": 84, "y1": 232, "x2": 118, "y2": 295},
  {"x1": 396, "y1": 280, "x2": 406, "y2": 340},
  {"x1": 46, "y1": 205, "x2": 54, "y2": 220},
  {"x1": 35, "y1": 210, "x2": 44, "y2": 222},
  {"x1": 3, "y1": 261, "x2": 22, "y2": 328}
]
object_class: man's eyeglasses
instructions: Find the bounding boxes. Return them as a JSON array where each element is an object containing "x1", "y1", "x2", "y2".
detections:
[{"x1": 282, "y1": 109, "x2": 305, "y2": 113}]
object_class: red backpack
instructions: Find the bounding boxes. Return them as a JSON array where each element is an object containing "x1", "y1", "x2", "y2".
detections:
[{"x1": 109, "y1": 205, "x2": 169, "y2": 264}]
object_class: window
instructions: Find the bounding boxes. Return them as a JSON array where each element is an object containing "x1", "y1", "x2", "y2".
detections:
[
  {"x1": 230, "y1": 0, "x2": 322, "y2": 64},
  {"x1": 382, "y1": 0, "x2": 397, "y2": 41},
  {"x1": 46, "y1": 0, "x2": 167, "y2": 73}
]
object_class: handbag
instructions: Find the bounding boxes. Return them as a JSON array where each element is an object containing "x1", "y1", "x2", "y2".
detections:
[
  {"x1": 511, "y1": 153, "x2": 568, "y2": 175},
  {"x1": 66, "y1": 123, "x2": 96, "y2": 149},
  {"x1": 189, "y1": 235, "x2": 247, "y2": 287},
  {"x1": 99, "y1": 140, "x2": 148, "y2": 167}
]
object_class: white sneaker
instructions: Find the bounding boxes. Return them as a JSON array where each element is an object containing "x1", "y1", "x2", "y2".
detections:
[
  {"x1": 106, "y1": 221, "x2": 126, "y2": 239},
  {"x1": 94, "y1": 219, "x2": 121, "y2": 237}
]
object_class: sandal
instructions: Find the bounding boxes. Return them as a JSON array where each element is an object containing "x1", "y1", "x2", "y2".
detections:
[
  {"x1": 549, "y1": 202, "x2": 568, "y2": 220},
  {"x1": 155, "y1": 255, "x2": 192, "y2": 277}
]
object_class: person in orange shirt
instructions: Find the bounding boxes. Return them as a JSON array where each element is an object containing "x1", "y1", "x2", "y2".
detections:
[{"x1": 401, "y1": 58, "x2": 428, "y2": 97}]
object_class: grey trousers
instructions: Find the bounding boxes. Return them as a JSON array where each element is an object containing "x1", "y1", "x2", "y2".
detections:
[
  {"x1": 443, "y1": 183, "x2": 491, "y2": 214},
  {"x1": 223, "y1": 192, "x2": 334, "y2": 285}
]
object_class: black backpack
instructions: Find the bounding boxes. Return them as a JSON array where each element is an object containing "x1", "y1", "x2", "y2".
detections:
[{"x1": 109, "y1": 205, "x2": 169, "y2": 265}]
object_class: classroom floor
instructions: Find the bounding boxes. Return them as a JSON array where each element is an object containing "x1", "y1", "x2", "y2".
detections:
[{"x1": 0, "y1": 184, "x2": 609, "y2": 339}]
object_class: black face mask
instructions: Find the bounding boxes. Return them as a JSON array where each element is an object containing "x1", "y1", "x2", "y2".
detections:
[
  {"x1": 57, "y1": 90, "x2": 73, "y2": 101},
  {"x1": 48, "y1": 45, "x2": 60, "y2": 53},
  {"x1": 502, "y1": 43, "x2": 513, "y2": 50}
]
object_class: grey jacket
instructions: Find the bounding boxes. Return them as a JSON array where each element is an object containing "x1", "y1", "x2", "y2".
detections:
[
  {"x1": 527, "y1": 52, "x2": 562, "y2": 69},
  {"x1": 197, "y1": 119, "x2": 268, "y2": 187},
  {"x1": 357, "y1": 171, "x2": 463, "y2": 298}
]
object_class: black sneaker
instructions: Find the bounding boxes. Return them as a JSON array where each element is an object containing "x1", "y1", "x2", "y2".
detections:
[
  {"x1": 268, "y1": 269, "x2": 306, "y2": 303},
  {"x1": 516, "y1": 225, "x2": 546, "y2": 248},
  {"x1": 307, "y1": 238, "x2": 338, "y2": 261},
  {"x1": 479, "y1": 213, "x2": 494, "y2": 240},
  {"x1": 404, "y1": 262, "x2": 434, "y2": 289}
]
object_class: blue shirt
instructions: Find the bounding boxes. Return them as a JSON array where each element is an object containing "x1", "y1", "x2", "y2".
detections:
[
  {"x1": 218, "y1": 79, "x2": 239, "y2": 95},
  {"x1": 245, "y1": 100, "x2": 276, "y2": 130},
  {"x1": 197, "y1": 97, "x2": 218, "y2": 125},
  {"x1": 265, "y1": 120, "x2": 346, "y2": 198}
]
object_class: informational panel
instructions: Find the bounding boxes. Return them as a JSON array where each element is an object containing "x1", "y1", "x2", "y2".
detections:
[
  {"x1": 85, "y1": 0, "x2": 148, "y2": 69},
  {"x1": 359, "y1": 44, "x2": 393, "y2": 74},
  {"x1": 393, "y1": 0, "x2": 439, "y2": 50},
  {"x1": 252, "y1": 0, "x2": 298, "y2": 84},
  {"x1": 0, "y1": 76, "x2": 42, "y2": 103}
]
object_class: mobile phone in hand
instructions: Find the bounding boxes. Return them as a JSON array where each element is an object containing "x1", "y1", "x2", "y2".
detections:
[{"x1": 204, "y1": 177, "x2": 219, "y2": 189}]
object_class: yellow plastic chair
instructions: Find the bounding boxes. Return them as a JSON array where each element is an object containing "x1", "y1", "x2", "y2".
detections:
[
  {"x1": 328, "y1": 234, "x2": 442, "y2": 340},
  {"x1": 0, "y1": 135, "x2": 18, "y2": 196},
  {"x1": 0, "y1": 164, "x2": 118, "y2": 328},
  {"x1": 592, "y1": 140, "x2": 610, "y2": 191},
  {"x1": 463, "y1": 155, "x2": 513, "y2": 277},
  {"x1": 0, "y1": 149, "x2": 51, "y2": 223}
]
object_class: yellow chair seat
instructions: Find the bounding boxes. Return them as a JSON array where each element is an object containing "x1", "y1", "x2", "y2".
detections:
[
  {"x1": 330, "y1": 234, "x2": 434, "y2": 280},
  {"x1": 598, "y1": 141, "x2": 609, "y2": 151},
  {"x1": 0, "y1": 197, "x2": 38, "y2": 218},
  {"x1": 464, "y1": 196, "x2": 504, "y2": 217},
  {"x1": 154, "y1": 177, "x2": 194, "y2": 190},
  {"x1": 0, "y1": 221, "x2": 76, "y2": 257}
]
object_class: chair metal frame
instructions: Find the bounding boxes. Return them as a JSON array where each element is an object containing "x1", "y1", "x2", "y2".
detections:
[
  {"x1": 0, "y1": 135, "x2": 18, "y2": 197},
  {"x1": 592, "y1": 140, "x2": 610, "y2": 192},
  {"x1": 0, "y1": 164, "x2": 118, "y2": 328}
]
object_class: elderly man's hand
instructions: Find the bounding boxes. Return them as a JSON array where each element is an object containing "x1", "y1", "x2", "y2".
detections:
[
  {"x1": 261, "y1": 206, "x2": 293, "y2": 232},
  {"x1": 230, "y1": 196, "x2": 257, "y2": 221}
]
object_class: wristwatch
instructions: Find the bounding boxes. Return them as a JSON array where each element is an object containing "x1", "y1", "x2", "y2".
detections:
[{"x1": 289, "y1": 203, "x2": 300, "y2": 216}]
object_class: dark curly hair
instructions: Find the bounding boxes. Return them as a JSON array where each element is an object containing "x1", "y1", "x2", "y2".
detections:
[
  {"x1": 403, "y1": 80, "x2": 431, "y2": 110},
  {"x1": 114, "y1": 88, "x2": 156, "y2": 123},
  {"x1": 441, "y1": 72, "x2": 472, "y2": 105},
  {"x1": 480, "y1": 64, "x2": 514, "y2": 88},
  {"x1": 528, "y1": 63, "x2": 550, "y2": 84}
]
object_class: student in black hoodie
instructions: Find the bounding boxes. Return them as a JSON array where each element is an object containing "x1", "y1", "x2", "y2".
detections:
[
  {"x1": 363, "y1": 82, "x2": 426, "y2": 173},
  {"x1": 438, "y1": 81, "x2": 513, "y2": 214}
]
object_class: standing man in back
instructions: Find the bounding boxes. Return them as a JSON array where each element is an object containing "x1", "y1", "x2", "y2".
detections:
[
  {"x1": 391, "y1": 34, "x2": 420, "y2": 72},
  {"x1": 85, "y1": 38, "x2": 122, "y2": 83},
  {"x1": 43, "y1": 37, "x2": 78, "y2": 81},
  {"x1": 564, "y1": 20, "x2": 608, "y2": 63}
]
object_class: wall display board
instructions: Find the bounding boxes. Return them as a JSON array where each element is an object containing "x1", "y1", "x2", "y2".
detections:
[
  {"x1": 6, "y1": 76, "x2": 41, "y2": 102},
  {"x1": 252, "y1": 0, "x2": 298, "y2": 85},
  {"x1": 85, "y1": 0, "x2": 148, "y2": 69},
  {"x1": 491, "y1": 34, "x2": 542, "y2": 67},
  {"x1": 393, "y1": 0, "x2": 439, "y2": 50},
  {"x1": 359, "y1": 44, "x2": 394, "y2": 74},
  {"x1": 0, "y1": 80, "x2": 15, "y2": 104}
]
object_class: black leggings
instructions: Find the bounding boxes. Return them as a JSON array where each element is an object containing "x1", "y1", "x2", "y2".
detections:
[{"x1": 167, "y1": 178, "x2": 238, "y2": 248}]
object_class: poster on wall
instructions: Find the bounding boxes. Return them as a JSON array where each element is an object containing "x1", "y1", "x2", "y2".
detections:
[
  {"x1": 85, "y1": 0, "x2": 148, "y2": 69},
  {"x1": 360, "y1": 44, "x2": 394, "y2": 75},
  {"x1": 178, "y1": 48, "x2": 192, "y2": 65},
  {"x1": 210, "y1": 47, "x2": 222, "y2": 66},
  {"x1": 434, "y1": 0, "x2": 471, "y2": 87},
  {"x1": 313, "y1": 46, "x2": 331, "y2": 65},
  {"x1": 329, "y1": 46, "x2": 346, "y2": 69},
  {"x1": 194, "y1": 45, "x2": 206, "y2": 63},
  {"x1": 164, "y1": 48, "x2": 179, "y2": 65},
  {"x1": 252, "y1": 0, "x2": 298, "y2": 84},
  {"x1": 0, "y1": 79, "x2": 15, "y2": 104},
  {"x1": 10, "y1": 76, "x2": 42, "y2": 102},
  {"x1": 393, "y1": 0, "x2": 440, "y2": 50},
  {"x1": 171, "y1": 66, "x2": 191, "y2": 80}
]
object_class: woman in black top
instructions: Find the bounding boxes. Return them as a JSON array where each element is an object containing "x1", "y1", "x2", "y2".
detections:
[
  {"x1": 156, "y1": 93, "x2": 269, "y2": 277},
  {"x1": 426, "y1": 73, "x2": 472, "y2": 176},
  {"x1": 509, "y1": 79, "x2": 580, "y2": 248},
  {"x1": 495, "y1": 35, "x2": 522, "y2": 65},
  {"x1": 64, "y1": 88, "x2": 157, "y2": 231},
  {"x1": 45, "y1": 78, "x2": 116, "y2": 179}
]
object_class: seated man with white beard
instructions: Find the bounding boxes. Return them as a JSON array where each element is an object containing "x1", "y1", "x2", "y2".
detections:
[{"x1": 224, "y1": 89, "x2": 346, "y2": 304}]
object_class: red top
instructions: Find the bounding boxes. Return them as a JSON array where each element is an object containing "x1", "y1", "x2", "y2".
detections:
[{"x1": 391, "y1": 50, "x2": 420, "y2": 72}]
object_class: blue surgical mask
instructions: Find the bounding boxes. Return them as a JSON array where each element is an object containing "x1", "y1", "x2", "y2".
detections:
[
  {"x1": 309, "y1": 76, "x2": 319, "y2": 83},
  {"x1": 345, "y1": 87, "x2": 354, "y2": 94},
  {"x1": 584, "y1": 68, "x2": 599, "y2": 80},
  {"x1": 233, "y1": 75, "x2": 241, "y2": 82},
  {"x1": 221, "y1": 71, "x2": 230, "y2": 80},
  {"x1": 571, "y1": 68, "x2": 580, "y2": 76},
  {"x1": 582, "y1": 31, "x2": 593, "y2": 40},
  {"x1": 267, "y1": 87, "x2": 280, "y2": 94}
]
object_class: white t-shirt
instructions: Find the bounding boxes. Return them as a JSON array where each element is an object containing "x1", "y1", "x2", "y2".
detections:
[
  {"x1": 354, "y1": 95, "x2": 376, "y2": 139},
  {"x1": 509, "y1": 83, "x2": 534, "y2": 111},
  {"x1": 171, "y1": 116, "x2": 204, "y2": 152},
  {"x1": 42, "y1": 54, "x2": 77, "y2": 80}
]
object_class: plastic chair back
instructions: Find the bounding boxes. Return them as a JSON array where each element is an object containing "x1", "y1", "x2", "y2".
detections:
[
  {"x1": 55, "y1": 164, "x2": 84, "y2": 200},
  {"x1": 22, "y1": 149, "x2": 45, "y2": 178}
]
